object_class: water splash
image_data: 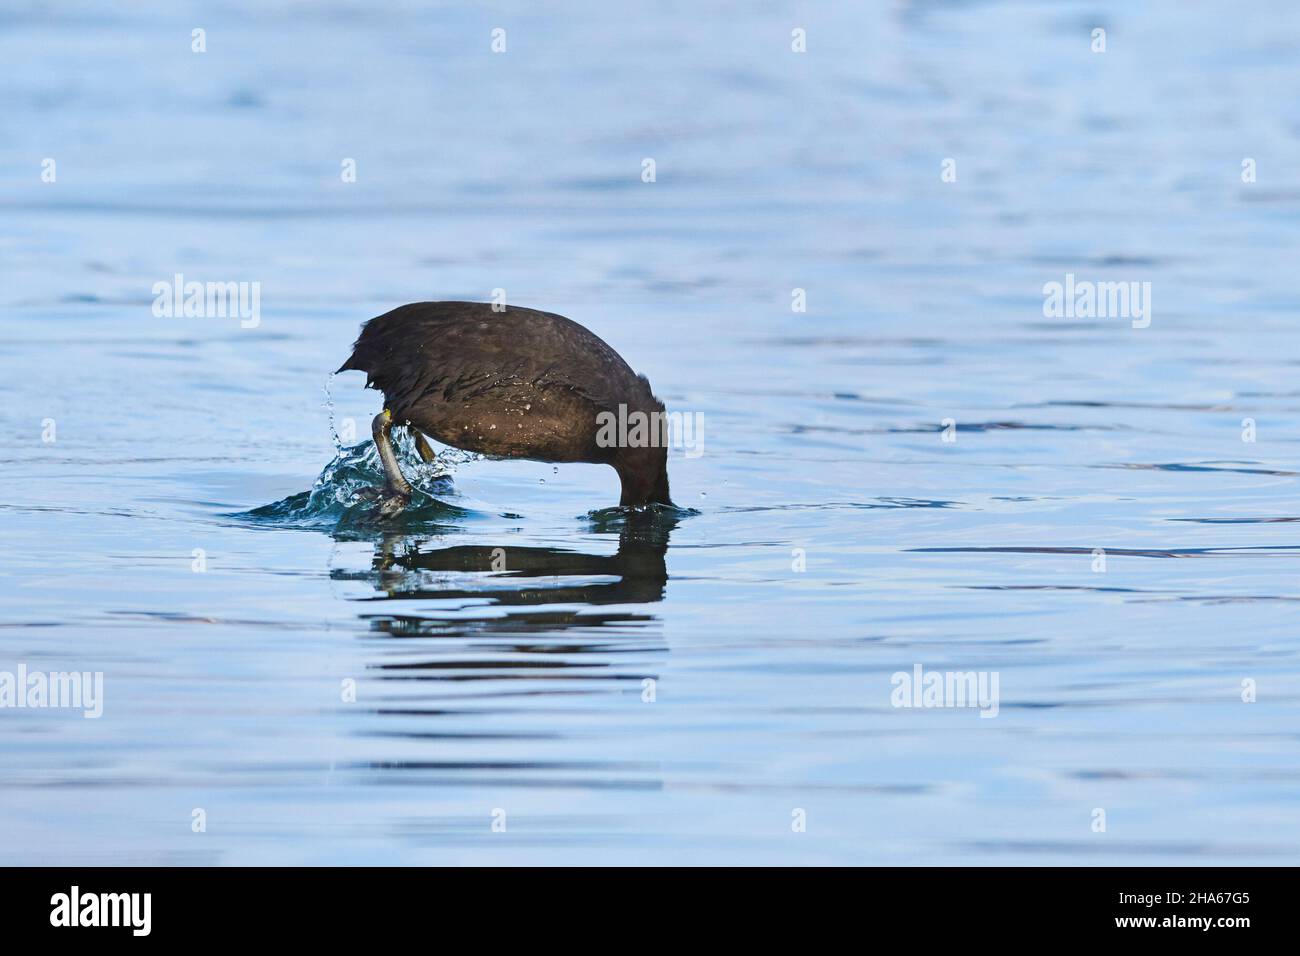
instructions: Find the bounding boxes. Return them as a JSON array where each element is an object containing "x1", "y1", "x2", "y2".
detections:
[
  {"x1": 322, "y1": 372, "x2": 342, "y2": 451},
  {"x1": 244, "y1": 430, "x2": 471, "y2": 528}
]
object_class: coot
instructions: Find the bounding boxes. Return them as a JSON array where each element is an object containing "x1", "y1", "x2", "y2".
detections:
[{"x1": 337, "y1": 302, "x2": 674, "y2": 515}]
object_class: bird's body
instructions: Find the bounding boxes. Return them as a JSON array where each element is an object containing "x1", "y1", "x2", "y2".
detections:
[{"x1": 337, "y1": 302, "x2": 673, "y2": 512}]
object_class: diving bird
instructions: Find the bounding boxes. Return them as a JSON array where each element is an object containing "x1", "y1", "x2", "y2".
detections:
[{"x1": 336, "y1": 301, "x2": 674, "y2": 515}]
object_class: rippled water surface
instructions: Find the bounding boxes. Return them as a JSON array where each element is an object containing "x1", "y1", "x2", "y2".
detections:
[{"x1": 3, "y1": 1, "x2": 1300, "y2": 864}]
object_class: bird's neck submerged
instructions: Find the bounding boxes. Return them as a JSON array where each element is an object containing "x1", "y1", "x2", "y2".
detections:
[{"x1": 615, "y1": 447, "x2": 673, "y2": 508}]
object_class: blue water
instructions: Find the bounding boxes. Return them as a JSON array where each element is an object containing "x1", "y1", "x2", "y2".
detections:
[{"x1": 3, "y1": 1, "x2": 1300, "y2": 864}]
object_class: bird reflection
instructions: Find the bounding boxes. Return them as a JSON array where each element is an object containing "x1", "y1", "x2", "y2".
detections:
[{"x1": 332, "y1": 510, "x2": 679, "y2": 640}]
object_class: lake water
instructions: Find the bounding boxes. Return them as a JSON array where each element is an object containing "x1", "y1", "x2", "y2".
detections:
[{"x1": 3, "y1": 1, "x2": 1300, "y2": 865}]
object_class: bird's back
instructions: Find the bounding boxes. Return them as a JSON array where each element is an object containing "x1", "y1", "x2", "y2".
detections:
[
  {"x1": 338, "y1": 301, "x2": 653, "y2": 415},
  {"x1": 337, "y1": 302, "x2": 665, "y2": 463}
]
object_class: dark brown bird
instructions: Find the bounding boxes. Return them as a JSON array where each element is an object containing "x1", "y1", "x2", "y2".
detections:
[{"x1": 337, "y1": 301, "x2": 673, "y2": 515}]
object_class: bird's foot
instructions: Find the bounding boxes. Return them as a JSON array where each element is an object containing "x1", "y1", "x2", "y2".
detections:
[{"x1": 356, "y1": 486, "x2": 411, "y2": 518}]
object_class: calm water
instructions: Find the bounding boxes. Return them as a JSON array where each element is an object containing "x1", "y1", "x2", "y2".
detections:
[{"x1": 3, "y1": 1, "x2": 1300, "y2": 865}]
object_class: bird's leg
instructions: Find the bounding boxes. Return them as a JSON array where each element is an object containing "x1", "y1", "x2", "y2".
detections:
[
  {"x1": 411, "y1": 428, "x2": 436, "y2": 464},
  {"x1": 358, "y1": 409, "x2": 411, "y2": 517}
]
